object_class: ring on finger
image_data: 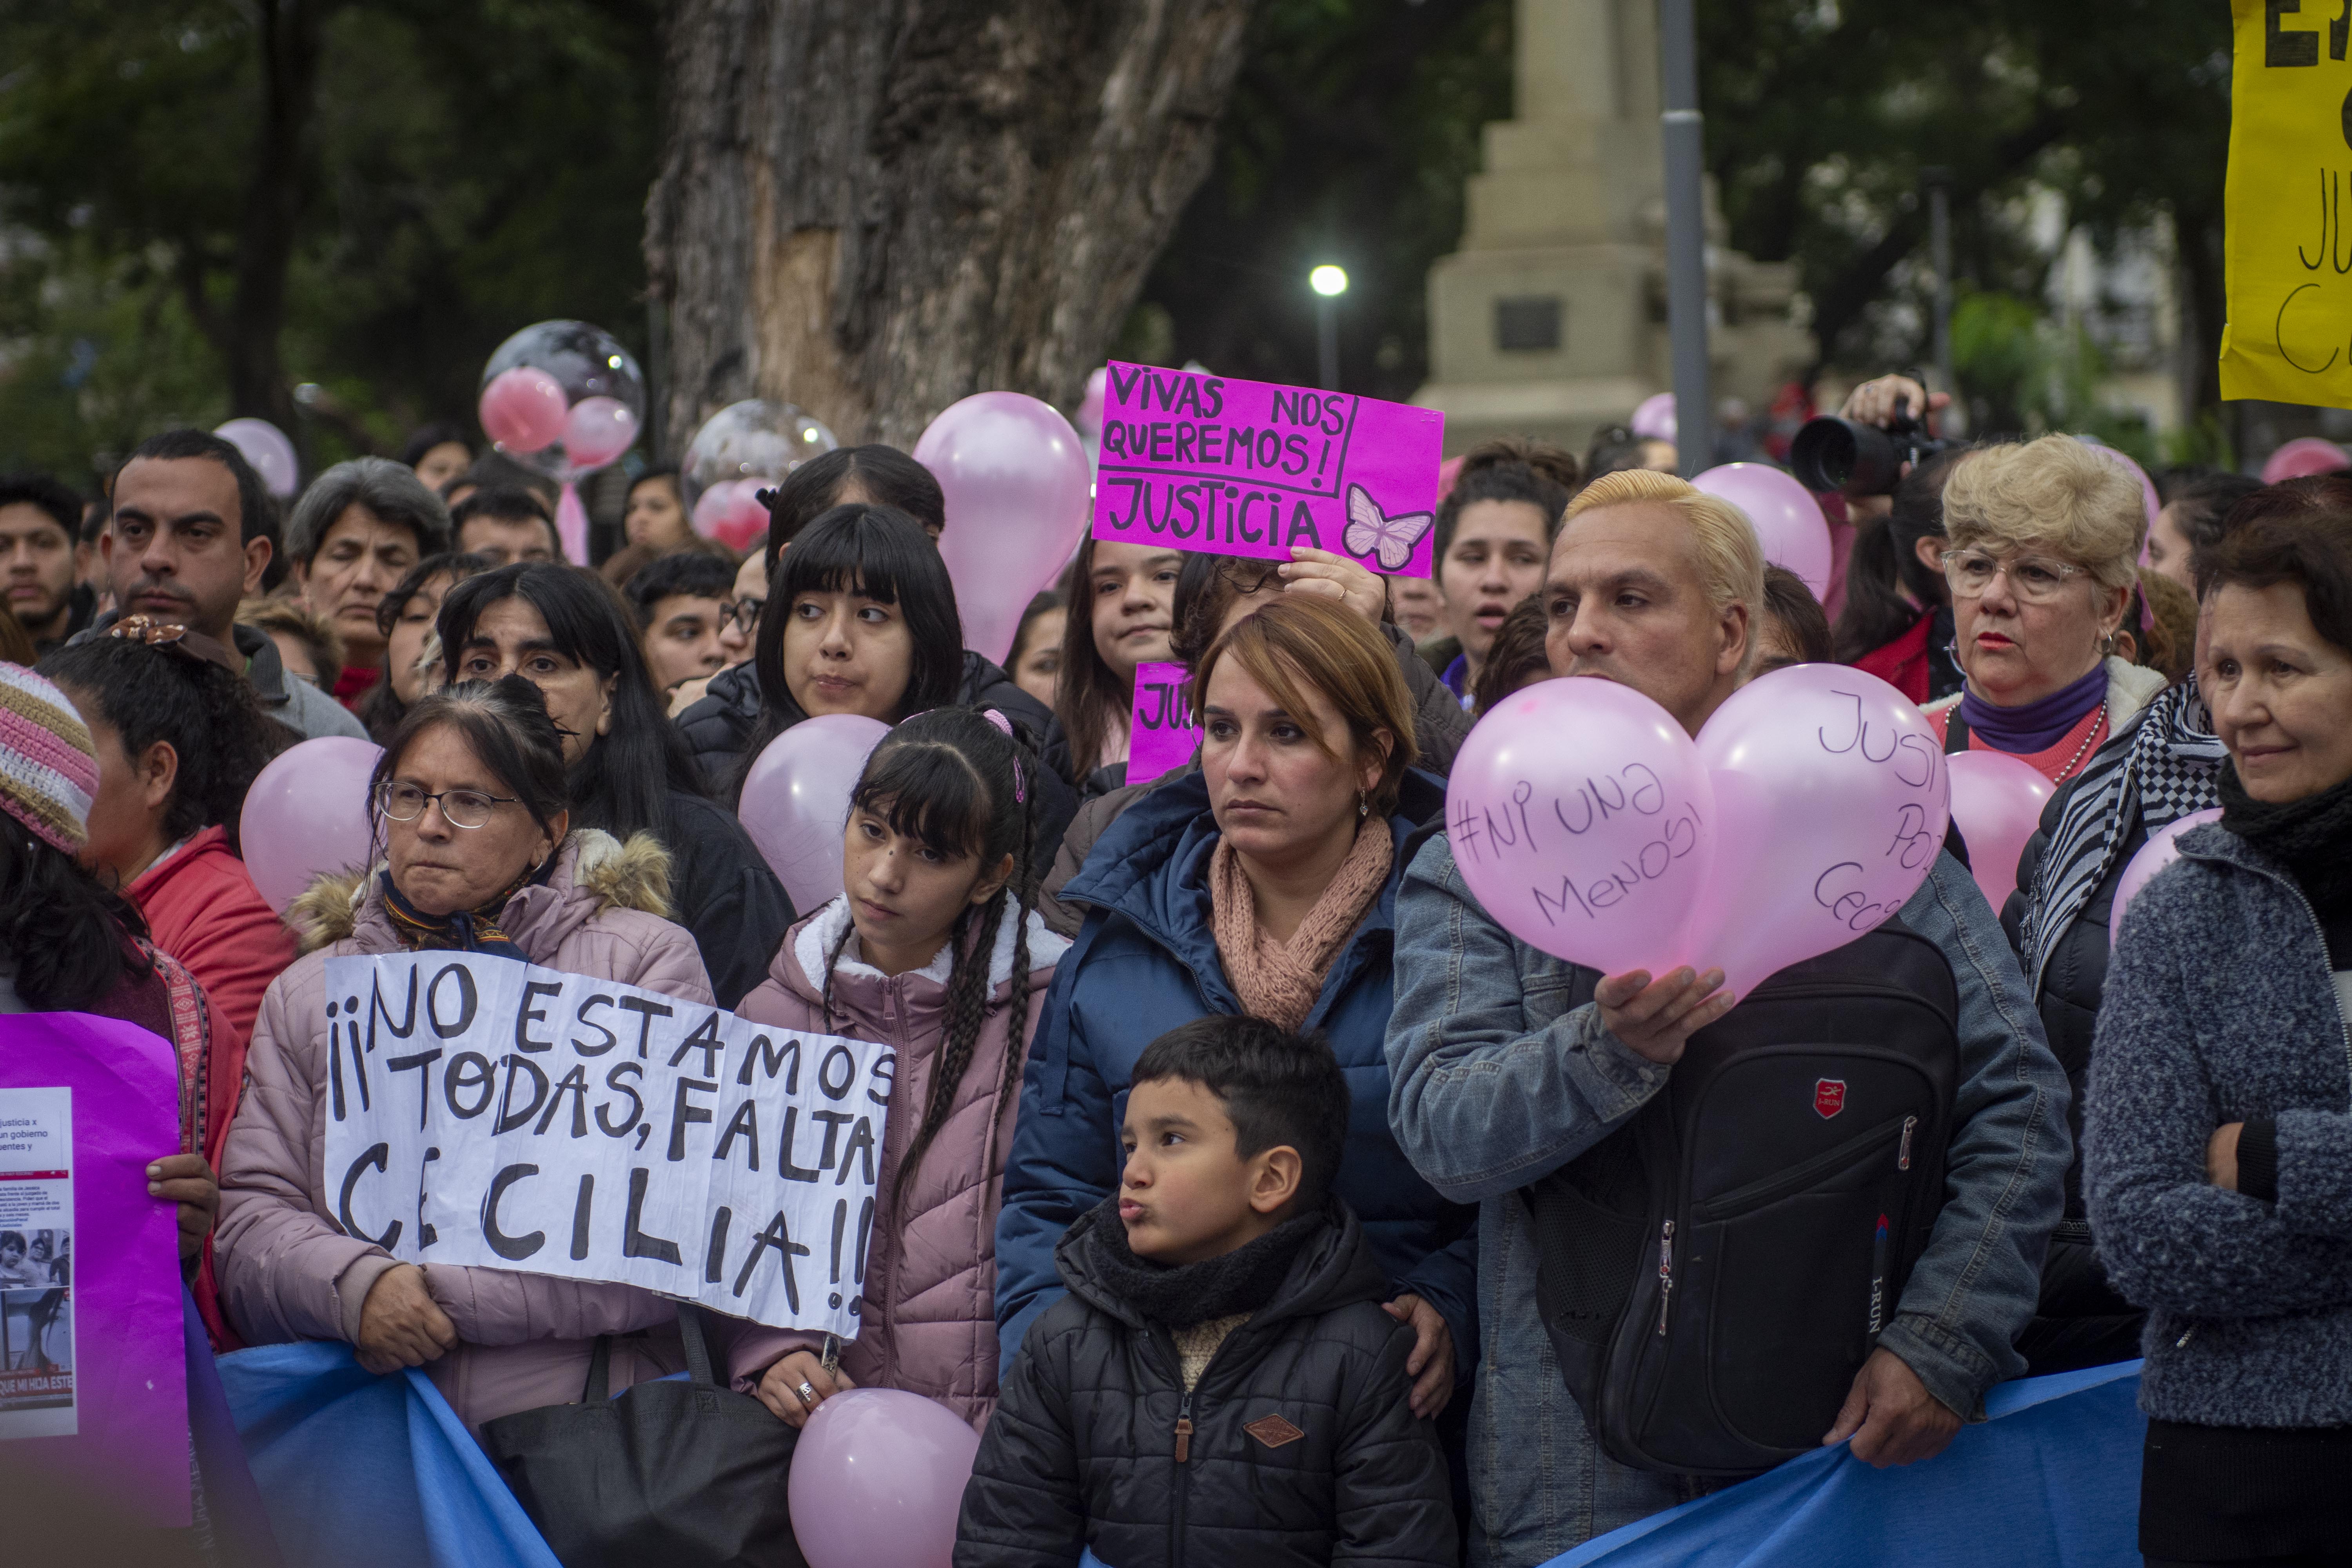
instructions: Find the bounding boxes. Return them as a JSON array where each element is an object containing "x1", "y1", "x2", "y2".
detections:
[{"x1": 795, "y1": 1380, "x2": 819, "y2": 1408}]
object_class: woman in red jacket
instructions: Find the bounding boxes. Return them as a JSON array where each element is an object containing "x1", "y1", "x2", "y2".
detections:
[{"x1": 41, "y1": 619, "x2": 296, "y2": 1167}]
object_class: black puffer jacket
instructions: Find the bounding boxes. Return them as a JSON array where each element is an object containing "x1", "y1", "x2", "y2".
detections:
[
  {"x1": 656, "y1": 788, "x2": 795, "y2": 1010},
  {"x1": 956, "y1": 1202, "x2": 1455, "y2": 1568}
]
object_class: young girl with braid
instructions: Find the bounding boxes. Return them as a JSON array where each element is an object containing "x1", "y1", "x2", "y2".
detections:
[{"x1": 727, "y1": 706, "x2": 1070, "y2": 1432}]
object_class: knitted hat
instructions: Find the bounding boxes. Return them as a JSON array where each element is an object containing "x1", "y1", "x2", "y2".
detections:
[{"x1": 0, "y1": 662, "x2": 98, "y2": 853}]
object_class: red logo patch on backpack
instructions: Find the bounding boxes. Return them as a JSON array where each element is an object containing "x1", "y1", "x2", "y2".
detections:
[{"x1": 1814, "y1": 1078, "x2": 1847, "y2": 1119}]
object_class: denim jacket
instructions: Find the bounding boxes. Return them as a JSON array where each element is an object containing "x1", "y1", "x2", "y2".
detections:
[{"x1": 1384, "y1": 837, "x2": 2069, "y2": 1566}]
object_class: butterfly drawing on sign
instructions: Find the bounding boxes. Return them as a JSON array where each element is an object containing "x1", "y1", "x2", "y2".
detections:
[{"x1": 1343, "y1": 483, "x2": 1435, "y2": 571}]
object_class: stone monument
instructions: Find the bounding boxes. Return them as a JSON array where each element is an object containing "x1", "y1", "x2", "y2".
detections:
[{"x1": 1416, "y1": 0, "x2": 1814, "y2": 456}]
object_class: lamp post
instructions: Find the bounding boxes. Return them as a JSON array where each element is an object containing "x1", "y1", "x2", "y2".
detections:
[
  {"x1": 1659, "y1": 0, "x2": 1711, "y2": 477},
  {"x1": 1310, "y1": 264, "x2": 1348, "y2": 390}
]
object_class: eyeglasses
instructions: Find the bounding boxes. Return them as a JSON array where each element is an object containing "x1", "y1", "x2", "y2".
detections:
[
  {"x1": 1941, "y1": 547, "x2": 2088, "y2": 606},
  {"x1": 722, "y1": 596, "x2": 764, "y2": 634},
  {"x1": 374, "y1": 781, "x2": 521, "y2": 830}
]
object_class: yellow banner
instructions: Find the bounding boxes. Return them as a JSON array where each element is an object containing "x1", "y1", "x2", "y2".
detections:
[{"x1": 2220, "y1": 0, "x2": 2352, "y2": 405}]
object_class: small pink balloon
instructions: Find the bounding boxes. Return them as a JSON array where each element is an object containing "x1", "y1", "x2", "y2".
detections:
[
  {"x1": 739, "y1": 714, "x2": 891, "y2": 911},
  {"x1": 1437, "y1": 455, "x2": 1465, "y2": 503},
  {"x1": 478, "y1": 366, "x2": 568, "y2": 454},
  {"x1": 917, "y1": 392, "x2": 1093, "y2": 666},
  {"x1": 1683, "y1": 665, "x2": 1947, "y2": 996},
  {"x1": 787, "y1": 1388, "x2": 978, "y2": 1568},
  {"x1": 1075, "y1": 367, "x2": 1107, "y2": 441},
  {"x1": 2080, "y1": 440, "x2": 2160, "y2": 534},
  {"x1": 238, "y1": 737, "x2": 384, "y2": 913},
  {"x1": 562, "y1": 395, "x2": 638, "y2": 468},
  {"x1": 2261, "y1": 436, "x2": 2352, "y2": 485},
  {"x1": 691, "y1": 479, "x2": 772, "y2": 554},
  {"x1": 2110, "y1": 808, "x2": 2224, "y2": 950},
  {"x1": 214, "y1": 418, "x2": 299, "y2": 499},
  {"x1": 1446, "y1": 677, "x2": 1714, "y2": 976},
  {"x1": 1944, "y1": 750, "x2": 2056, "y2": 910},
  {"x1": 1631, "y1": 392, "x2": 1677, "y2": 443},
  {"x1": 1691, "y1": 462, "x2": 1834, "y2": 601}
]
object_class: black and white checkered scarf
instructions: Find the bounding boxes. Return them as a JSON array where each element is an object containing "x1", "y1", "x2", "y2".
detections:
[{"x1": 2016, "y1": 675, "x2": 2228, "y2": 995}]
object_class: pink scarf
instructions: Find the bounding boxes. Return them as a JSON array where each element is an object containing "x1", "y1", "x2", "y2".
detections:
[{"x1": 1208, "y1": 819, "x2": 1393, "y2": 1030}]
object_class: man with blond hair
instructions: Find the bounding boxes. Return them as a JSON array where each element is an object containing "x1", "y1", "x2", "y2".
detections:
[{"x1": 1385, "y1": 468, "x2": 2067, "y2": 1564}]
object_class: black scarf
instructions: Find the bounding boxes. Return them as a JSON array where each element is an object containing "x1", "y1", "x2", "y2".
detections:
[
  {"x1": 1078, "y1": 1195, "x2": 1332, "y2": 1328},
  {"x1": 2220, "y1": 765, "x2": 2352, "y2": 923}
]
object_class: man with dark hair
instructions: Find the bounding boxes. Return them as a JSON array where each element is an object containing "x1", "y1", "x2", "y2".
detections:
[
  {"x1": 284, "y1": 457, "x2": 453, "y2": 708},
  {"x1": 451, "y1": 487, "x2": 562, "y2": 568},
  {"x1": 0, "y1": 473, "x2": 94, "y2": 655},
  {"x1": 624, "y1": 549, "x2": 740, "y2": 698},
  {"x1": 958, "y1": 1016, "x2": 1457, "y2": 1568},
  {"x1": 1755, "y1": 563, "x2": 1834, "y2": 674},
  {"x1": 92, "y1": 428, "x2": 364, "y2": 740}
]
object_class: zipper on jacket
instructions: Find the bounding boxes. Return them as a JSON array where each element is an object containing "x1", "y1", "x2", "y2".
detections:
[
  {"x1": 1898, "y1": 1115, "x2": 1917, "y2": 1171},
  {"x1": 1173, "y1": 1388, "x2": 1194, "y2": 1463},
  {"x1": 1654, "y1": 1220, "x2": 1676, "y2": 1336},
  {"x1": 2278, "y1": 877, "x2": 2352, "y2": 1093}
]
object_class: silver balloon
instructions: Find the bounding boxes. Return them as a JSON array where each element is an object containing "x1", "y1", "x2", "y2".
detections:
[{"x1": 682, "y1": 400, "x2": 839, "y2": 509}]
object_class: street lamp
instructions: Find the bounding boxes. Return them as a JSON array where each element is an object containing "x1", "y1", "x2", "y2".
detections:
[{"x1": 1310, "y1": 264, "x2": 1348, "y2": 390}]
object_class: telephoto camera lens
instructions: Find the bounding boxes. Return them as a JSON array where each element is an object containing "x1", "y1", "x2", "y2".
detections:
[{"x1": 1789, "y1": 416, "x2": 1906, "y2": 497}]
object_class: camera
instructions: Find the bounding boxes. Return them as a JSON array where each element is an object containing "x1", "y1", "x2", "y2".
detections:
[{"x1": 1788, "y1": 401, "x2": 1949, "y2": 497}]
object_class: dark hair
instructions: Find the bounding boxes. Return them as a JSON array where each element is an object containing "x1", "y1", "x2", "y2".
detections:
[
  {"x1": 2165, "y1": 472, "x2": 2266, "y2": 570},
  {"x1": 370, "y1": 675, "x2": 572, "y2": 856},
  {"x1": 398, "y1": 422, "x2": 475, "y2": 469},
  {"x1": 451, "y1": 487, "x2": 559, "y2": 554},
  {"x1": 625, "y1": 549, "x2": 740, "y2": 630},
  {"x1": 1759, "y1": 565, "x2": 1833, "y2": 669},
  {"x1": 1831, "y1": 445, "x2": 1971, "y2": 663},
  {"x1": 2197, "y1": 484, "x2": 2352, "y2": 654},
  {"x1": 0, "y1": 606, "x2": 31, "y2": 666},
  {"x1": 761, "y1": 445, "x2": 945, "y2": 570},
  {"x1": 820, "y1": 707, "x2": 1044, "y2": 1206},
  {"x1": 737, "y1": 503, "x2": 965, "y2": 804},
  {"x1": 1167, "y1": 551, "x2": 1285, "y2": 670},
  {"x1": 0, "y1": 813, "x2": 151, "y2": 1011},
  {"x1": 0, "y1": 473, "x2": 83, "y2": 538},
  {"x1": 2135, "y1": 568, "x2": 2197, "y2": 683},
  {"x1": 1053, "y1": 535, "x2": 1164, "y2": 772},
  {"x1": 1585, "y1": 424, "x2": 1668, "y2": 481},
  {"x1": 40, "y1": 637, "x2": 294, "y2": 858},
  {"x1": 1011, "y1": 590, "x2": 1062, "y2": 664},
  {"x1": 79, "y1": 494, "x2": 110, "y2": 546},
  {"x1": 630, "y1": 465, "x2": 682, "y2": 497},
  {"x1": 0, "y1": 1232, "x2": 21, "y2": 1255},
  {"x1": 1470, "y1": 594, "x2": 1552, "y2": 718},
  {"x1": 1434, "y1": 438, "x2": 1580, "y2": 563},
  {"x1": 119, "y1": 429, "x2": 276, "y2": 549},
  {"x1": 1130, "y1": 1016, "x2": 1352, "y2": 1211},
  {"x1": 436, "y1": 564, "x2": 706, "y2": 840},
  {"x1": 359, "y1": 552, "x2": 494, "y2": 742}
]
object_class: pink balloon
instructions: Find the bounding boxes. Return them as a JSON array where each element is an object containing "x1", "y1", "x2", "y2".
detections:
[
  {"x1": 555, "y1": 481, "x2": 589, "y2": 566},
  {"x1": 1683, "y1": 665, "x2": 1948, "y2": 997},
  {"x1": 1632, "y1": 392, "x2": 1677, "y2": 443},
  {"x1": 738, "y1": 714, "x2": 891, "y2": 911},
  {"x1": 1446, "y1": 677, "x2": 1714, "y2": 976},
  {"x1": 1944, "y1": 750, "x2": 2056, "y2": 910},
  {"x1": 1691, "y1": 463, "x2": 1834, "y2": 601},
  {"x1": 477, "y1": 366, "x2": 568, "y2": 454},
  {"x1": 214, "y1": 418, "x2": 298, "y2": 499},
  {"x1": 692, "y1": 479, "x2": 772, "y2": 554},
  {"x1": 787, "y1": 1388, "x2": 978, "y2": 1568},
  {"x1": 1075, "y1": 367, "x2": 1107, "y2": 441},
  {"x1": 916, "y1": 392, "x2": 1094, "y2": 665},
  {"x1": 2110, "y1": 808, "x2": 2224, "y2": 950},
  {"x1": 2261, "y1": 436, "x2": 2352, "y2": 485},
  {"x1": 2083, "y1": 442, "x2": 2160, "y2": 532},
  {"x1": 561, "y1": 395, "x2": 638, "y2": 469},
  {"x1": 238, "y1": 737, "x2": 384, "y2": 913}
]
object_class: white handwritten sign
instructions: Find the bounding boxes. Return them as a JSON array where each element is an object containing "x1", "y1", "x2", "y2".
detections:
[{"x1": 320, "y1": 953, "x2": 891, "y2": 1334}]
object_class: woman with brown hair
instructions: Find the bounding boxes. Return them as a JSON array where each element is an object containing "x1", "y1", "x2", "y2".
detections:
[{"x1": 996, "y1": 594, "x2": 1476, "y2": 1428}]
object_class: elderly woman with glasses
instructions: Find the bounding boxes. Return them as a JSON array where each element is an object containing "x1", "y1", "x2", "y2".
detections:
[
  {"x1": 213, "y1": 675, "x2": 713, "y2": 1430},
  {"x1": 1926, "y1": 435, "x2": 2167, "y2": 783}
]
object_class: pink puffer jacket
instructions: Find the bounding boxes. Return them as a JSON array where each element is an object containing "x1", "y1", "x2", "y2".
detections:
[
  {"x1": 728, "y1": 895, "x2": 1068, "y2": 1428},
  {"x1": 214, "y1": 830, "x2": 715, "y2": 1430}
]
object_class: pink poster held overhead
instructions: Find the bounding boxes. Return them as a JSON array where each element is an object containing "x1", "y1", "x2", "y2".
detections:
[
  {"x1": 1127, "y1": 662, "x2": 1200, "y2": 782},
  {"x1": 1091, "y1": 362, "x2": 1446, "y2": 577}
]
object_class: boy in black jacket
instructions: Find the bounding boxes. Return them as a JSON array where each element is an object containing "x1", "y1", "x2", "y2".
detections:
[{"x1": 956, "y1": 1016, "x2": 1456, "y2": 1568}]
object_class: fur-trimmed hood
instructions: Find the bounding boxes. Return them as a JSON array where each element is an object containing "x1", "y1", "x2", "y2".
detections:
[{"x1": 288, "y1": 828, "x2": 675, "y2": 956}]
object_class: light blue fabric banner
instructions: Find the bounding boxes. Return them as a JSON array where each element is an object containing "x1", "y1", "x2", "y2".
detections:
[{"x1": 215, "y1": 1341, "x2": 561, "y2": 1568}]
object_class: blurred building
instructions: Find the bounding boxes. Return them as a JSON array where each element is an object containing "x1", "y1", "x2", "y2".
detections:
[{"x1": 1416, "y1": 0, "x2": 1815, "y2": 455}]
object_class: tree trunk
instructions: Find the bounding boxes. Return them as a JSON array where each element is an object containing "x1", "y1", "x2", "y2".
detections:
[{"x1": 646, "y1": 0, "x2": 1252, "y2": 454}]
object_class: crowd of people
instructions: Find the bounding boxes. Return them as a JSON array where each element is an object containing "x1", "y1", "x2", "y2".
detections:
[{"x1": 1, "y1": 370, "x2": 2347, "y2": 1568}]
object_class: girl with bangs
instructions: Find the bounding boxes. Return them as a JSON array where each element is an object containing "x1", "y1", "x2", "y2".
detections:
[{"x1": 726, "y1": 706, "x2": 1070, "y2": 1432}]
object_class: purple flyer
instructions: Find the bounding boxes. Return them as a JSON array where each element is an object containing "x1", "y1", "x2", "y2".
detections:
[
  {"x1": 1091, "y1": 361, "x2": 1446, "y2": 577},
  {"x1": 1126, "y1": 662, "x2": 1201, "y2": 782},
  {"x1": 0, "y1": 1013, "x2": 189, "y2": 1527}
]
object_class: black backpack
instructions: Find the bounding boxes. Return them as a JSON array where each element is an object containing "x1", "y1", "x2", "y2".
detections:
[{"x1": 1523, "y1": 919, "x2": 1960, "y2": 1477}]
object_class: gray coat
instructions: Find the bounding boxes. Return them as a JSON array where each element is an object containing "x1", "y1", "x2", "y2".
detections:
[{"x1": 2087, "y1": 822, "x2": 2352, "y2": 1428}]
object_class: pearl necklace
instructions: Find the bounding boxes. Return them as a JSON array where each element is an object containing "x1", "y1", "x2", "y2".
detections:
[{"x1": 2050, "y1": 703, "x2": 2108, "y2": 784}]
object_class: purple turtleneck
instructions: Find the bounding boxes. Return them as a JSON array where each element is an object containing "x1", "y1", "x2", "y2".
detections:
[{"x1": 1958, "y1": 662, "x2": 2107, "y2": 753}]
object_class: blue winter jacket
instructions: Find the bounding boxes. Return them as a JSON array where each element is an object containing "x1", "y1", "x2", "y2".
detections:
[{"x1": 993, "y1": 769, "x2": 1479, "y2": 1382}]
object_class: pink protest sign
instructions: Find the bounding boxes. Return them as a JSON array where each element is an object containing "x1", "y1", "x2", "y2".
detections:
[
  {"x1": 1091, "y1": 362, "x2": 1445, "y2": 576},
  {"x1": 0, "y1": 1013, "x2": 189, "y2": 1525},
  {"x1": 1127, "y1": 662, "x2": 1200, "y2": 782}
]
